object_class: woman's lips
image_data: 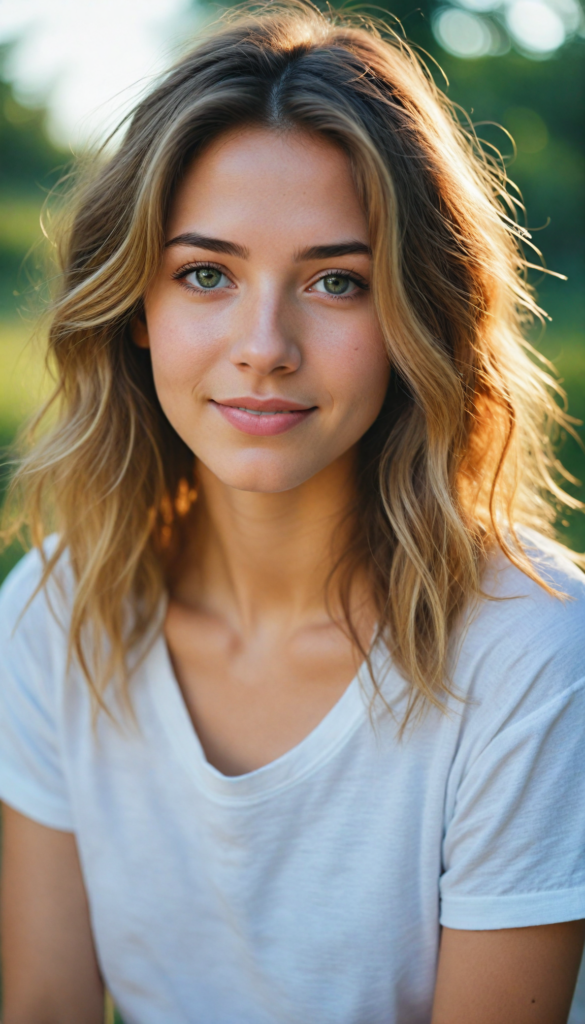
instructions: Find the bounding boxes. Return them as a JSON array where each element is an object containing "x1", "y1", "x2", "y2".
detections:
[{"x1": 211, "y1": 399, "x2": 316, "y2": 436}]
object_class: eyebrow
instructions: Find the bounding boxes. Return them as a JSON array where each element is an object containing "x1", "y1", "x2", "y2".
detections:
[
  {"x1": 165, "y1": 233, "x2": 249, "y2": 258},
  {"x1": 294, "y1": 241, "x2": 371, "y2": 261},
  {"x1": 165, "y1": 233, "x2": 371, "y2": 262}
]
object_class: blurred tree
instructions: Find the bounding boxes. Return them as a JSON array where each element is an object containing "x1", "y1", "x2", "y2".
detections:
[
  {"x1": 0, "y1": 47, "x2": 69, "y2": 579},
  {"x1": 428, "y1": 43, "x2": 584, "y2": 330},
  {"x1": 0, "y1": 72, "x2": 64, "y2": 188},
  {"x1": 0, "y1": 45, "x2": 68, "y2": 313}
]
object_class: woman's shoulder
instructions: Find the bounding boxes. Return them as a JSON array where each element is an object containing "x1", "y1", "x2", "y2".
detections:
[
  {"x1": 0, "y1": 540, "x2": 79, "y2": 831},
  {"x1": 0, "y1": 538, "x2": 71, "y2": 656},
  {"x1": 486, "y1": 527, "x2": 584, "y2": 593},
  {"x1": 453, "y1": 529, "x2": 585, "y2": 730},
  {"x1": 480, "y1": 527, "x2": 585, "y2": 640}
]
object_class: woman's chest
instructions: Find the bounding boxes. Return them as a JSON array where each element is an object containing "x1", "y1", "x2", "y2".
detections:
[{"x1": 164, "y1": 601, "x2": 366, "y2": 776}]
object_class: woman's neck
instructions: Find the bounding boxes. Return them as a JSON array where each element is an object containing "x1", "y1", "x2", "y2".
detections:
[{"x1": 170, "y1": 447, "x2": 364, "y2": 637}]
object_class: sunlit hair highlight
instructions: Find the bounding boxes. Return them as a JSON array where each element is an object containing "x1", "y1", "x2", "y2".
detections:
[{"x1": 4, "y1": 0, "x2": 582, "y2": 724}]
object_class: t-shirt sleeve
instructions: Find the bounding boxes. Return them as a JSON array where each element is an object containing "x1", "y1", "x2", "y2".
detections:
[
  {"x1": 0, "y1": 551, "x2": 74, "y2": 831},
  {"x1": 440, "y1": 674, "x2": 585, "y2": 930}
]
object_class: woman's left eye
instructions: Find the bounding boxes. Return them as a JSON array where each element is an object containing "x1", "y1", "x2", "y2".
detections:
[{"x1": 311, "y1": 273, "x2": 362, "y2": 297}]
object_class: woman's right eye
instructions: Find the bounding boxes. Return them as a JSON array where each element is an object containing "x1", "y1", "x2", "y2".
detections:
[{"x1": 184, "y1": 266, "x2": 228, "y2": 290}]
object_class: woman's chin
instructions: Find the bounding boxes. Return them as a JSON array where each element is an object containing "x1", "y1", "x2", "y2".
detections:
[{"x1": 196, "y1": 452, "x2": 327, "y2": 496}]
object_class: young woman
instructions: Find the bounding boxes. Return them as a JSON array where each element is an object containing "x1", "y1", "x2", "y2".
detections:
[{"x1": 1, "y1": 5, "x2": 584, "y2": 1022}]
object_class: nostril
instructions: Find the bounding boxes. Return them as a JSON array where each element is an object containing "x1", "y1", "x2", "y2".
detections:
[{"x1": 229, "y1": 334, "x2": 302, "y2": 375}]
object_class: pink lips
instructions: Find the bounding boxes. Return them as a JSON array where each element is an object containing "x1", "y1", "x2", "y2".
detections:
[{"x1": 211, "y1": 397, "x2": 316, "y2": 436}]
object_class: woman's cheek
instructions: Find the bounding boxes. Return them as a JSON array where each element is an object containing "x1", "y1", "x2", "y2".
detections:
[
  {"x1": 319, "y1": 324, "x2": 389, "y2": 413},
  {"x1": 148, "y1": 313, "x2": 219, "y2": 395}
]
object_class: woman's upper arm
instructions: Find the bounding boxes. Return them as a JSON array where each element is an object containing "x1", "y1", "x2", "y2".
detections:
[
  {"x1": 1, "y1": 804, "x2": 104, "y2": 1024},
  {"x1": 432, "y1": 922, "x2": 585, "y2": 1024}
]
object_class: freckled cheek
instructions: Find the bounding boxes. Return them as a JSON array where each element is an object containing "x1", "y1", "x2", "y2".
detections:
[
  {"x1": 147, "y1": 314, "x2": 221, "y2": 397},
  {"x1": 313, "y1": 324, "x2": 389, "y2": 418}
]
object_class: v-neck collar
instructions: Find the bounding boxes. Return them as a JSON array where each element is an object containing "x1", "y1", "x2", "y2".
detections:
[{"x1": 146, "y1": 627, "x2": 386, "y2": 806}]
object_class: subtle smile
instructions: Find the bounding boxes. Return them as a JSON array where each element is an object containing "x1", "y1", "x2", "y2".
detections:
[
  {"x1": 211, "y1": 398, "x2": 317, "y2": 436},
  {"x1": 235, "y1": 407, "x2": 291, "y2": 415}
]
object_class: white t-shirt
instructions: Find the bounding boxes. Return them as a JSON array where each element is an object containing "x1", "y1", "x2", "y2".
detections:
[{"x1": 1, "y1": 534, "x2": 585, "y2": 1024}]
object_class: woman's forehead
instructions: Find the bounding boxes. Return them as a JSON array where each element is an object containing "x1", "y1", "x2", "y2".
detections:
[{"x1": 166, "y1": 127, "x2": 369, "y2": 250}]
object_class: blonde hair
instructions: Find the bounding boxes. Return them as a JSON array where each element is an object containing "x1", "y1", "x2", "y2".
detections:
[{"x1": 4, "y1": 1, "x2": 582, "y2": 722}]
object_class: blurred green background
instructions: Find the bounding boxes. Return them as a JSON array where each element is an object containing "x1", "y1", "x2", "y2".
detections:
[{"x1": 0, "y1": 0, "x2": 584, "y2": 590}]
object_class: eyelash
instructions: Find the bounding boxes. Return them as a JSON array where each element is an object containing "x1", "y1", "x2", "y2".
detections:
[
  {"x1": 172, "y1": 261, "x2": 229, "y2": 291},
  {"x1": 172, "y1": 261, "x2": 368, "y2": 299},
  {"x1": 310, "y1": 269, "x2": 368, "y2": 299}
]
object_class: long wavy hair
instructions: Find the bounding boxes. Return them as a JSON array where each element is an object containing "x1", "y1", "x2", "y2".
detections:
[{"x1": 4, "y1": 1, "x2": 582, "y2": 722}]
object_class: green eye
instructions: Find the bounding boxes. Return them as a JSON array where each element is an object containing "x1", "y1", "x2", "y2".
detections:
[
  {"x1": 195, "y1": 267, "x2": 222, "y2": 289},
  {"x1": 323, "y1": 274, "x2": 351, "y2": 294}
]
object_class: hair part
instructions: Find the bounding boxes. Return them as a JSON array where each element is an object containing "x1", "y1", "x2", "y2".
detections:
[{"x1": 4, "y1": 0, "x2": 583, "y2": 726}]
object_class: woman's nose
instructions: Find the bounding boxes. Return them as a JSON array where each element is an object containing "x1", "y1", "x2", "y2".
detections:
[{"x1": 228, "y1": 289, "x2": 301, "y2": 377}]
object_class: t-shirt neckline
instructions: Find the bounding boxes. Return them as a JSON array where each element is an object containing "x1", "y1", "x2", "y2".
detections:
[{"x1": 147, "y1": 628, "x2": 375, "y2": 805}]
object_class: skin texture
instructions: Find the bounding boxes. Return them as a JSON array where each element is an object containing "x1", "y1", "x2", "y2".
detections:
[
  {"x1": 432, "y1": 922, "x2": 585, "y2": 1024},
  {"x1": 1, "y1": 805, "x2": 104, "y2": 1023},
  {"x1": 3, "y1": 128, "x2": 583, "y2": 1021}
]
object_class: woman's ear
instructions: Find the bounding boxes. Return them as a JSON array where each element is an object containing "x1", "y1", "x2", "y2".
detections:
[{"x1": 131, "y1": 311, "x2": 150, "y2": 349}]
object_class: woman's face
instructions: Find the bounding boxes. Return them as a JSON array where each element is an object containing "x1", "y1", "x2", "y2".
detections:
[{"x1": 138, "y1": 127, "x2": 390, "y2": 493}]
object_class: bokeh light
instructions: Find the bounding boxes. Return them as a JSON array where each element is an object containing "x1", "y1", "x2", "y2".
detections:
[
  {"x1": 433, "y1": 8, "x2": 500, "y2": 55},
  {"x1": 507, "y1": 0, "x2": 566, "y2": 51},
  {"x1": 0, "y1": 0, "x2": 197, "y2": 145},
  {"x1": 432, "y1": 0, "x2": 583, "y2": 58}
]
